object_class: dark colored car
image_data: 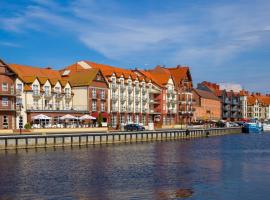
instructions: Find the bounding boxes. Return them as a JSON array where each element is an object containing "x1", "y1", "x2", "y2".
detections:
[{"x1": 124, "y1": 124, "x2": 145, "y2": 131}]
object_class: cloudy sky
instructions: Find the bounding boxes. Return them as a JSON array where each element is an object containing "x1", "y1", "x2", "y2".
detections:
[{"x1": 1, "y1": 0, "x2": 270, "y2": 92}]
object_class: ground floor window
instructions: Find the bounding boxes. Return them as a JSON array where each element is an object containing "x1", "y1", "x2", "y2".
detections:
[
  {"x1": 142, "y1": 115, "x2": 146, "y2": 125},
  {"x1": 112, "y1": 114, "x2": 117, "y2": 127},
  {"x1": 135, "y1": 114, "x2": 139, "y2": 124},
  {"x1": 120, "y1": 114, "x2": 125, "y2": 124},
  {"x1": 2, "y1": 115, "x2": 8, "y2": 129}
]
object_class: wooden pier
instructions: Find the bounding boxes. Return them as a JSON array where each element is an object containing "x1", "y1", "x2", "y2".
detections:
[{"x1": 0, "y1": 127, "x2": 242, "y2": 150}]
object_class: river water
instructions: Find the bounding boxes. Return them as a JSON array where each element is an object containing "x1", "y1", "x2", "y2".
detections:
[{"x1": 0, "y1": 133, "x2": 270, "y2": 200}]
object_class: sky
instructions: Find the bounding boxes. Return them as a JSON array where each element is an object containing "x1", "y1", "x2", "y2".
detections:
[{"x1": 0, "y1": 0, "x2": 270, "y2": 92}]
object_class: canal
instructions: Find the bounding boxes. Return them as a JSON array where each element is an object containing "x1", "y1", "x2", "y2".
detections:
[{"x1": 0, "y1": 133, "x2": 270, "y2": 200}]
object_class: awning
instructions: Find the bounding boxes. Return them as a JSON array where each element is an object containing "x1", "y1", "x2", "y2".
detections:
[
  {"x1": 32, "y1": 114, "x2": 51, "y2": 120},
  {"x1": 79, "y1": 114, "x2": 96, "y2": 120},
  {"x1": 91, "y1": 112, "x2": 108, "y2": 119},
  {"x1": 60, "y1": 114, "x2": 77, "y2": 120}
]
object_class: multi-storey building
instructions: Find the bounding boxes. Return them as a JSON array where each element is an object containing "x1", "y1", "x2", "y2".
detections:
[
  {"x1": 198, "y1": 81, "x2": 241, "y2": 121},
  {"x1": 244, "y1": 93, "x2": 270, "y2": 120},
  {"x1": 138, "y1": 65, "x2": 194, "y2": 126},
  {"x1": 61, "y1": 63, "x2": 109, "y2": 123},
  {"x1": 64, "y1": 61, "x2": 156, "y2": 128},
  {"x1": 193, "y1": 89, "x2": 221, "y2": 121},
  {"x1": 0, "y1": 59, "x2": 17, "y2": 129},
  {"x1": 8, "y1": 63, "x2": 89, "y2": 128}
]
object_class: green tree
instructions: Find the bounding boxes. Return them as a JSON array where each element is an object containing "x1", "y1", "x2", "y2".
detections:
[{"x1": 98, "y1": 112, "x2": 103, "y2": 127}]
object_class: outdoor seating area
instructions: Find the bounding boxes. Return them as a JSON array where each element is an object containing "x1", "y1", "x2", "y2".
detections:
[{"x1": 31, "y1": 114, "x2": 97, "y2": 129}]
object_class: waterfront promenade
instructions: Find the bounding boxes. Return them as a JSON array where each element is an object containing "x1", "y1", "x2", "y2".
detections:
[{"x1": 0, "y1": 127, "x2": 241, "y2": 150}]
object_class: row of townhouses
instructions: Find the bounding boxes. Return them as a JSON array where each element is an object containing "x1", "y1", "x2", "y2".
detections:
[
  {"x1": 1, "y1": 57, "x2": 268, "y2": 130},
  {"x1": 0, "y1": 59, "x2": 194, "y2": 129}
]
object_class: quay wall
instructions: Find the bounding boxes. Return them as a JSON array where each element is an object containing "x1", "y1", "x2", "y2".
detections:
[{"x1": 0, "y1": 127, "x2": 241, "y2": 150}]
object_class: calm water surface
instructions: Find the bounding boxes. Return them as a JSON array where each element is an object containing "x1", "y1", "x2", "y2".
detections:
[{"x1": 1, "y1": 133, "x2": 270, "y2": 200}]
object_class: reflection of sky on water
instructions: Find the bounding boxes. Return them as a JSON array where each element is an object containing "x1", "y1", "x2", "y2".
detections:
[{"x1": 0, "y1": 134, "x2": 270, "y2": 199}]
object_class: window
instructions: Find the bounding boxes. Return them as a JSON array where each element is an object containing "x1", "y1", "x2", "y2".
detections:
[
  {"x1": 45, "y1": 86, "x2": 50, "y2": 95},
  {"x1": 101, "y1": 101, "x2": 105, "y2": 111},
  {"x1": 16, "y1": 98, "x2": 22, "y2": 106},
  {"x1": 65, "y1": 88, "x2": 70, "y2": 94},
  {"x1": 2, "y1": 83, "x2": 8, "y2": 91},
  {"x1": 92, "y1": 100, "x2": 96, "y2": 111},
  {"x1": 2, "y1": 97, "x2": 8, "y2": 106},
  {"x1": 54, "y1": 86, "x2": 60, "y2": 93},
  {"x1": 112, "y1": 114, "x2": 117, "y2": 127},
  {"x1": 100, "y1": 90, "x2": 105, "y2": 99},
  {"x1": 92, "y1": 88, "x2": 96, "y2": 98},
  {"x1": 3, "y1": 116, "x2": 8, "y2": 129},
  {"x1": 120, "y1": 114, "x2": 125, "y2": 124},
  {"x1": 17, "y1": 83, "x2": 22, "y2": 92},
  {"x1": 32, "y1": 84, "x2": 39, "y2": 94}
]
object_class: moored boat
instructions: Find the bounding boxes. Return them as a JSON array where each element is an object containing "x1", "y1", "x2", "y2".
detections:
[
  {"x1": 242, "y1": 122, "x2": 261, "y2": 134},
  {"x1": 263, "y1": 123, "x2": 270, "y2": 132}
]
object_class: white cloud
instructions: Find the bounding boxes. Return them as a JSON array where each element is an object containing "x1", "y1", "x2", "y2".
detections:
[{"x1": 1, "y1": 0, "x2": 270, "y2": 91}]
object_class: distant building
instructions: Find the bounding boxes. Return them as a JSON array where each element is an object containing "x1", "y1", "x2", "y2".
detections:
[
  {"x1": 0, "y1": 59, "x2": 17, "y2": 129},
  {"x1": 198, "y1": 81, "x2": 241, "y2": 121},
  {"x1": 193, "y1": 89, "x2": 221, "y2": 121}
]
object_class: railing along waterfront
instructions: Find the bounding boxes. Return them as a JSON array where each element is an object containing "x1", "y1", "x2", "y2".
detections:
[{"x1": 0, "y1": 127, "x2": 241, "y2": 150}]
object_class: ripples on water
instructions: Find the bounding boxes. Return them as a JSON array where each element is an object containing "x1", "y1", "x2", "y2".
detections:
[{"x1": 1, "y1": 133, "x2": 270, "y2": 200}]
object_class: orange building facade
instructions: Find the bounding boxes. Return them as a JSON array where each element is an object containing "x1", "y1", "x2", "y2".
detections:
[{"x1": 193, "y1": 89, "x2": 221, "y2": 121}]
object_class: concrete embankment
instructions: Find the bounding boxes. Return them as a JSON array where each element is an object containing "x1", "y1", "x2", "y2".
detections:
[{"x1": 0, "y1": 127, "x2": 241, "y2": 150}]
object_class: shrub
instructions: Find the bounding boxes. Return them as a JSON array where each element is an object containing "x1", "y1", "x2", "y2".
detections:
[{"x1": 24, "y1": 123, "x2": 31, "y2": 129}]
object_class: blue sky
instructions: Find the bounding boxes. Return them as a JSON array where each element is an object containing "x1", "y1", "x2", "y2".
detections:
[{"x1": 0, "y1": 0, "x2": 270, "y2": 92}]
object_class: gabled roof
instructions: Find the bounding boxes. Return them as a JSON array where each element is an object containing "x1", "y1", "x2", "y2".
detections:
[
  {"x1": 194, "y1": 89, "x2": 221, "y2": 101},
  {"x1": 67, "y1": 68, "x2": 100, "y2": 87},
  {"x1": 8, "y1": 64, "x2": 63, "y2": 85}
]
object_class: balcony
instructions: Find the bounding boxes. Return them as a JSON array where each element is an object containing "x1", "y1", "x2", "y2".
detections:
[
  {"x1": 127, "y1": 107, "x2": 133, "y2": 112},
  {"x1": 120, "y1": 95, "x2": 126, "y2": 102},
  {"x1": 65, "y1": 93, "x2": 72, "y2": 100},
  {"x1": 0, "y1": 89, "x2": 16, "y2": 96},
  {"x1": 128, "y1": 87, "x2": 133, "y2": 93},
  {"x1": 55, "y1": 93, "x2": 63, "y2": 99},
  {"x1": 111, "y1": 107, "x2": 118, "y2": 112},
  {"x1": 44, "y1": 92, "x2": 53, "y2": 99},
  {"x1": 16, "y1": 89, "x2": 22, "y2": 96},
  {"x1": 149, "y1": 99, "x2": 160, "y2": 104},
  {"x1": 120, "y1": 107, "x2": 126, "y2": 112},
  {"x1": 120, "y1": 84, "x2": 125, "y2": 91},
  {"x1": 142, "y1": 88, "x2": 146, "y2": 95},
  {"x1": 0, "y1": 105, "x2": 16, "y2": 111},
  {"x1": 26, "y1": 104, "x2": 88, "y2": 112},
  {"x1": 128, "y1": 98, "x2": 133, "y2": 104},
  {"x1": 135, "y1": 87, "x2": 140, "y2": 94},
  {"x1": 112, "y1": 95, "x2": 118, "y2": 102},
  {"x1": 32, "y1": 91, "x2": 41, "y2": 98},
  {"x1": 112, "y1": 84, "x2": 118, "y2": 91}
]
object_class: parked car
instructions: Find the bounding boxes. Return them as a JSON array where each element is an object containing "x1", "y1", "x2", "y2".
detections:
[{"x1": 124, "y1": 124, "x2": 145, "y2": 131}]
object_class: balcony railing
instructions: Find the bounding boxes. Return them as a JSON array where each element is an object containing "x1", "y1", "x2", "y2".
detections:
[
  {"x1": 120, "y1": 85, "x2": 125, "y2": 91},
  {"x1": 128, "y1": 87, "x2": 132, "y2": 93},
  {"x1": 65, "y1": 93, "x2": 72, "y2": 99},
  {"x1": 112, "y1": 84, "x2": 118, "y2": 91},
  {"x1": 26, "y1": 104, "x2": 87, "y2": 111},
  {"x1": 112, "y1": 95, "x2": 118, "y2": 102},
  {"x1": 44, "y1": 92, "x2": 52, "y2": 98},
  {"x1": 127, "y1": 107, "x2": 133, "y2": 112},
  {"x1": 112, "y1": 107, "x2": 118, "y2": 112},
  {"x1": 55, "y1": 93, "x2": 63, "y2": 99},
  {"x1": 33, "y1": 91, "x2": 41, "y2": 98}
]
